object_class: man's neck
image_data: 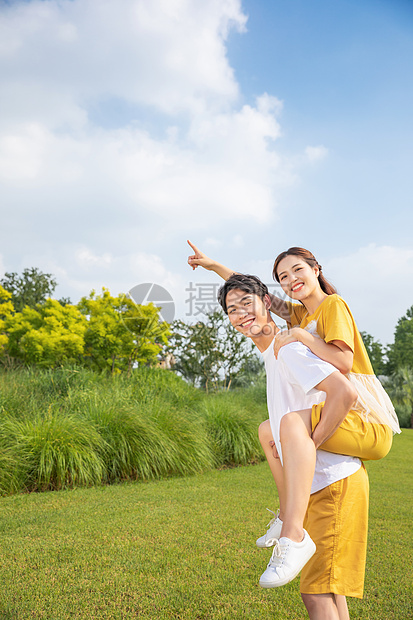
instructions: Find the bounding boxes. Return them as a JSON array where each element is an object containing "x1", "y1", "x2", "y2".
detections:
[{"x1": 251, "y1": 320, "x2": 280, "y2": 352}]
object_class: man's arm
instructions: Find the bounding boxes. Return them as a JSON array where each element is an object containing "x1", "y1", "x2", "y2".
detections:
[
  {"x1": 187, "y1": 240, "x2": 291, "y2": 321},
  {"x1": 187, "y1": 240, "x2": 235, "y2": 280},
  {"x1": 311, "y1": 372, "x2": 358, "y2": 449},
  {"x1": 268, "y1": 294, "x2": 291, "y2": 322}
]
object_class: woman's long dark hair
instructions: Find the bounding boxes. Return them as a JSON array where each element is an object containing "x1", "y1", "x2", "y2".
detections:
[{"x1": 273, "y1": 247, "x2": 337, "y2": 296}]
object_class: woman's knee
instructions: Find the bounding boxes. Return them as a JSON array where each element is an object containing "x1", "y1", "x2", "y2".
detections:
[
  {"x1": 336, "y1": 378, "x2": 358, "y2": 409},
  {"x1": 343, "y1": 381, "x2": 358, "y2": 409},
  {"x1": 280, "y1": 410, "x2": 311, "y2": 440},
  {"x1": 279, "y1": 411, "x2": 296, "y2": 434}
]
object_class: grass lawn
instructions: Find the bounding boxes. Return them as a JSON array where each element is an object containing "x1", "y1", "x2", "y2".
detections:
[{"x1": 0, "y1": 431, "x2": 411, "y2": 620}]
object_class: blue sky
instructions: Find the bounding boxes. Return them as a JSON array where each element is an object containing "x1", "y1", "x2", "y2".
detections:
[{"x1": 0, "y1": 0, "x2": 412, "y2": 344}]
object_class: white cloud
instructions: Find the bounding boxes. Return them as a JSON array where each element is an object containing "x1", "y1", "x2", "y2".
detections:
[
  {"x1": 0, "y1": 97, "x2": 288, "y2": 231},
  {"x1": 48, "y1": 248, "x2": 184, "y2": 305},
  {"x1": 0, "y1": 0, "x2": 246, "y2": 124},
  {"x1": 324, "y1": 244, "x2": 413, "y2": 344},
  {"x1": 0, "y1": 254, "x2": 5, "y2": 279},
  {"x1": 129, "y1": 251, "x2": 174, "y2": 283},
  {"x1": 0, "y1": 1, "x2": 295, "y2": 239},
  {"x1": 305, "y1": 145, "x2": 329, "y2": 163},
  {"x1": 0, "y1": 0, "x2": 326, "y2": 308},
  {"x1": 75, "y1": 247, "x2": 113, "y2": 268},
  {"x1": 204, "y1": 238, "x2": 223, "y2": 248},
  {"x1": 231, "y1": 234, "x2": 244, "y2": 248}
]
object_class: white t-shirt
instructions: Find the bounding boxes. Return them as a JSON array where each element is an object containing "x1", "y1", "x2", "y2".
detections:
[{"x1": 261, "y1": 340, "x2": 361, "y2": 494}]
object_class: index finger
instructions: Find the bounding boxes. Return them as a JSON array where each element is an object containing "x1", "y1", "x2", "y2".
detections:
[{"x1": 187, "y1": 239, "x2": 199, "y2": 254}]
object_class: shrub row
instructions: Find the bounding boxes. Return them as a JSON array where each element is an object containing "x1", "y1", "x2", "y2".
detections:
[{"x1": 0, "y1": 367, "x2": 267, "y2": 495}]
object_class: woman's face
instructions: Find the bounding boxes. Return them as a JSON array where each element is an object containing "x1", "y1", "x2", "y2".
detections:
[{"x1": 276, "y1": 255, "x2": 320, "y2": 301}]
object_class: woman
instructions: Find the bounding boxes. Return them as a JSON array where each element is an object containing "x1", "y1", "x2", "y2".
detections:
[{"x1": 271, "y1": 247, "x2": 399, "y2": 438}]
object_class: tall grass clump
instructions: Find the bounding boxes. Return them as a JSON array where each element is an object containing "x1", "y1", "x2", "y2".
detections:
[
  {"x1": 81, "y1": 398, "x2": 216, "y2": 482},
  {"x1": 0, "y1": 365, "x2": 101, "y2": 420},
  {"x1": 1, "y1": 408, "x2": 106, "y2": 492},
  {"x1": 144, "y1": 402, "x2": 217, "y2": 475},
  {"x1": 201, "y1": 393, "x2": 264, "y2": 466},
  {"x1": 82, "y1": 403, "x2": 174, "y2": 481},
  {"x1": 127, "y1": 366, "x2": 203, "y2": 410},
  {"x1": 0, "y1": 430, "x2": 22, "y2": 496},
  {"x1": 0, "y1": 366, "x2": 267, "y2": 494}
]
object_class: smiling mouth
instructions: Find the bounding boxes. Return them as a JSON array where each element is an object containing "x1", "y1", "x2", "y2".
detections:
[
  {"x1": 291, "y1": 283, "x2": 304, "y2": 292},
  {"x1": 239, "y1": 318, "x2": 255, "y2": 328}
]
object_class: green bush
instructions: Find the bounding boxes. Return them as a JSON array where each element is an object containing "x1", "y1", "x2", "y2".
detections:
[
  {"x1": 0, "y1": 410, "x2": 106, "y2": 492},
  {"x1": 201, "y1": 394, "x2": 263, "y2": 466},
  {"x1": 394, "y1": 402, "x2": 411, "y2": 428},
  {"x1": 0, "y1": 367, "x2": 266, "y2": 495}
]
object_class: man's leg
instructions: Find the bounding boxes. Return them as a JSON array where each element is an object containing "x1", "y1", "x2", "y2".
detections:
[
  {"x1": 300, "y1": 467, "x2": 369, "y2": 612},
  {"x1": 301, "y1": 593, "x2": 340, "y2": 620},
  {"x1": 301, "y1": 593, "x2": 349, "y2": 620},
  {"x1": 334, "y1": 595, "x2": 350, "y2": 620}
]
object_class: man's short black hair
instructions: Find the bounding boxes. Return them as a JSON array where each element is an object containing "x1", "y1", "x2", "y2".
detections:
[{"x1": 218, "y1": 273, "x2": 269, "y2": 314}]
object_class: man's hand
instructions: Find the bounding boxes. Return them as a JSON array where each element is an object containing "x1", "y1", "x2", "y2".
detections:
[
  {"x1": 269, "y1": 440, "x2": 280, "y2": 460},
  {"x1": 187, "y1": 240, "x2": 236, "y2": 280},
  {"x1": 187, "y1": 240, "x2": 216, "y2": 271}
]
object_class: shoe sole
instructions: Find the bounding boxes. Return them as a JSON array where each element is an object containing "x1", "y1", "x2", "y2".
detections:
[{"x1": 259, "y1": 544, "x2": 316, "y2": 588}]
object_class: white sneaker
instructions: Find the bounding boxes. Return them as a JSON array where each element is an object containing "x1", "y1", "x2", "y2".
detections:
[
  {"x1": 256, "y1": 509, "x2": 283, "y2": 548},
  {"x1": 259, "y1": 530, "x2": 316, "y2": 588}
]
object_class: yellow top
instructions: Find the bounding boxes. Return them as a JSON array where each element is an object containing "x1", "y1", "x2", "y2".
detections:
[
  {"x1": 287, "y1": 294, "x2": 374, "y2": 375},
  {"x1": 287, "y1": 294, "x2": 401, "y2": 433}
]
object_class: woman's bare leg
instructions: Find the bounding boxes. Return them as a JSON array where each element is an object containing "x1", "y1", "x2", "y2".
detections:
[
  {"x1": 258, "y1": 420, "x2": 286, "y2": 519},
  {"x1": 279, "y1": 409, "x2": 315, "y2": 542}
]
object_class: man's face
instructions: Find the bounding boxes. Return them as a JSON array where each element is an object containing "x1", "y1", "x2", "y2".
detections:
[{"x1": 225, "y1": 288, "x2": 269, "y2": 338}]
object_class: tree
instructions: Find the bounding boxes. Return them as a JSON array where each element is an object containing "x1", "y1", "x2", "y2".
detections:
[
  {"x1": 0, "y1": 285, "x2": 14, "y2": 357},
  {"x1": 78, "y1": 289, "x2": 170, "y2": 373},
  {"x1": 360, "y1": 331, "x2": 386, "y2": 375},
  {"x1": 167, "y1": 319, "x2": 223, "y2": 390},
  {"x1": 5, "y1": 300, "x2": 86, "y2": 367},
  {"x1": 168, "y1": 310, "x2": 256, "y2": 391},
  {"x1": 384, "y1": 367, "x2": 413, "y2": 428},
  {"x1": 0, "y1": 268, "x2": 57, "y2": 312},
  {"x1": 386, "y1": 305, "x2": 413, "y2": 373},
  {"x1": 230, "y1": 354, "x2": 266, "y2": 389}
]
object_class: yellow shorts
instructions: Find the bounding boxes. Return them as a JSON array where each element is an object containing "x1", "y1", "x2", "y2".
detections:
[
  {"x1": 300, "y1": 465, "x2": 369, "y2": 598},
  {"x1": 311, "y1": 404, "x2": 392, "y2": 460}
]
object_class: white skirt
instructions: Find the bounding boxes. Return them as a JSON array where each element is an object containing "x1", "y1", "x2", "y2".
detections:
[{"x1": 348, "y1": 373, "x2": 401, "y2": 434}]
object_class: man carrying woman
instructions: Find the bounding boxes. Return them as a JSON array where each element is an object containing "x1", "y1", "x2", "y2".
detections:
[{"x1": 187, "y1": 241, "x2": 399, "y2": 620}]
